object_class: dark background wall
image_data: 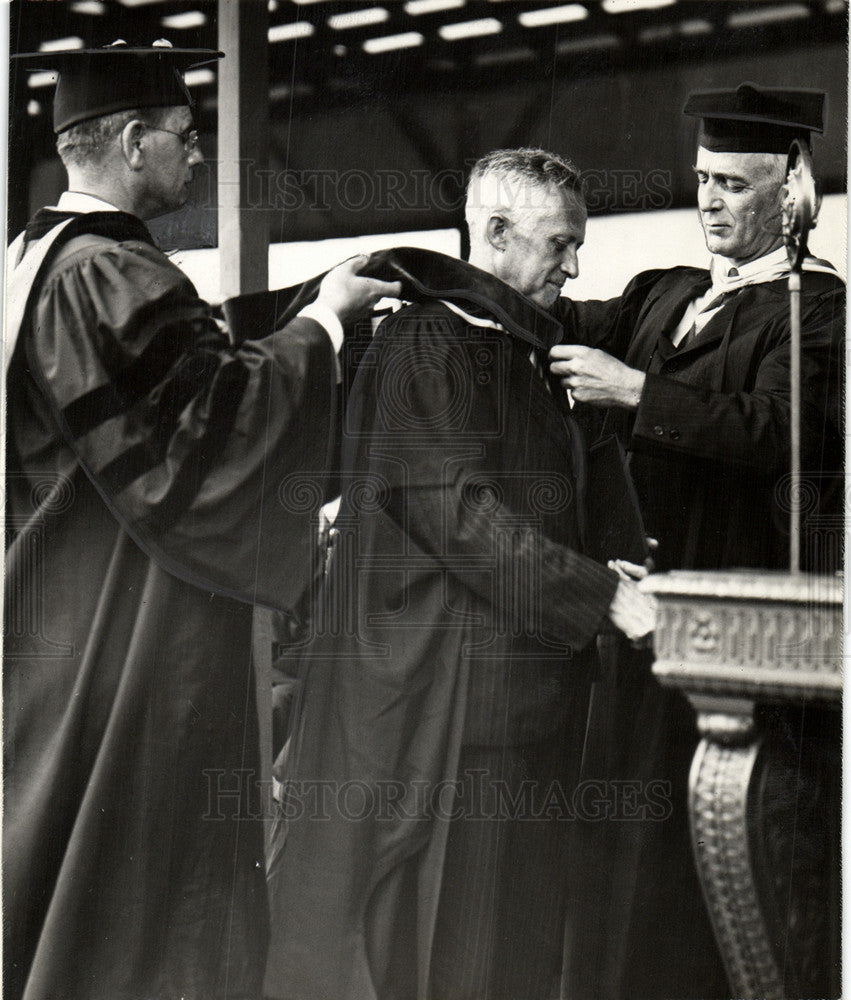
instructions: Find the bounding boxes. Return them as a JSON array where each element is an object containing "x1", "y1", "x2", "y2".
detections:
[
  {"x1": 8, "y1": 1, "x2": 847, "y2": 249},
  {"x1": 261, "y1": 41, "x2": 847, "y2": 243}
]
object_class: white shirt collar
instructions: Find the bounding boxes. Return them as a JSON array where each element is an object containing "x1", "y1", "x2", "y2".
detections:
[
  {"x1": 719, "y1": 245, "x2": 789, "y2": 278},
  {"x1": 54, "y1": 191, "x2": 121, "y2": 214},
  {"x1": 708, "y1": 244, "x2": 841, "y2": 292},
  {"x1": 709, "y1": 246, "x2": 789, "y2": 288}
]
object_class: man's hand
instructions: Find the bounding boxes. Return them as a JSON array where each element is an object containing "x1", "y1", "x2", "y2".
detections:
[
  {"x1": 549, "y1": 345, "x2": 645, "y2": 409},
  {"x1": 608, "y1": 537, "x2": 658, "y2": 581},
  {"x1": 607, "y1": 577, "x2": 656, "y2": 643},
  {"x1": 315, "y1": 255, "x2": 402, "y2": 326},
  {"x1": 608, "y1": 558, "x2": 649, "y2": 581}
]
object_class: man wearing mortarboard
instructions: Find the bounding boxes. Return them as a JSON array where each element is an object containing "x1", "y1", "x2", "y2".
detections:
[
  {"x1": 4, "y1": 40, "x2": 399, "y2": 1000},
  {"x1": 549, "y1": 85, "x2": 843, "y2": 997}
]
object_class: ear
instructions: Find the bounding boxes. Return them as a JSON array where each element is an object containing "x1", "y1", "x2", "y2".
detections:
[
  {"x1": 485, "y1": 213, "x2": 509, "y2": 252},
  {"x1": 120, "y1": 119, "x2": 147, "y2": 171}
]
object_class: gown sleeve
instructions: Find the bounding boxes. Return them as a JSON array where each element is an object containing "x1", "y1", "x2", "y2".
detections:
[{"x1": 23, "y1": 235, "x2": 338, "y2": 610}]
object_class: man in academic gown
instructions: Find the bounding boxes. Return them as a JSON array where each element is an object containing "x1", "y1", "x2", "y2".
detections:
[
  {"x1": 264, "y1": 149, "x2": 656, "y2": 1000},
  {"x1": 4, "y1": 42, "x2": 400, "y2": 1000},
  {"x1": 550, "y1": 85, "x2": 844, "y2": 998}
]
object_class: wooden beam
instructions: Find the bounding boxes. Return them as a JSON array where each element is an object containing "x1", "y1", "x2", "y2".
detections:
[{"x1": 217, "y1": 0, "x2": 269, "y2": 298}]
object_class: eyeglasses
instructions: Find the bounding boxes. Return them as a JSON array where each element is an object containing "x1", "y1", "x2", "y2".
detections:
[{"x1": 145, "y1": 125, "x2": 201, "y2": 153}]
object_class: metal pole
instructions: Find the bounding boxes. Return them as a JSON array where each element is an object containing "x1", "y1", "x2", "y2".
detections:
[{"x1": 789, "y1": 269, "x2": 802, "y2": 573}]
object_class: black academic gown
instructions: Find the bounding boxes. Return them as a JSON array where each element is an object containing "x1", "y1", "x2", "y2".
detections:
[
  {"x1": 557, "y1": 264, "x2": 844, "y2": 1000},
  {"x1": 4, "y1": 209, "x2": 338, "y2": 1000},
  {"x1": 563, "y1": 264, "x2": 844, "y2": 573},
  {"x1": 263, "y1": 261, "x2": 619, "y2": 1000}
]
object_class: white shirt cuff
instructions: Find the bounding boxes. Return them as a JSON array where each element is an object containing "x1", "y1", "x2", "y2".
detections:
[{"x1": 297, "y1": 301, "x2": 344, "y2": 354}]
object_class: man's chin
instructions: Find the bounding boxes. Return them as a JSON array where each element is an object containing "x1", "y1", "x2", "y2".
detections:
[
  {"x1": 534, "y1": 287, "x2": 562, "y2": 309},
  {"x1": 703, "y1": 235, "x2": 731, "y2": 257},
  {"x1": 147, "y1": 197, "x2": 189, "y2": 220}
]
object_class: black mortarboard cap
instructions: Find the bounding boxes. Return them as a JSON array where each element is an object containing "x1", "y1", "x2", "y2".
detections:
[
  {"x1": 683, "y1": 82, "x2": 826, "y2": 154},
  {"x1": 12, "y1": 40, "x2": 223, "y2": 134}
]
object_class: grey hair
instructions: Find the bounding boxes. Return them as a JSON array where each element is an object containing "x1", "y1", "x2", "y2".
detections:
[
  {"x1": 762, "y1": 152, "x2": 789, "y2": 186},
  {"x1": 56, "y1": 107, "x2": 171, "y2": 169},
  {"x1": 467, "y1": 148, "x2": 582, "y2": 197},
  {"x1": 465, "y1": 147, "x2": 583, "y2": 239}
]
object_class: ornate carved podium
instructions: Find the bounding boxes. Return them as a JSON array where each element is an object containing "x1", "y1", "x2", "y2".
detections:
[{"x1": 643, "y1": 570, "x2": 842, "y2": 999}]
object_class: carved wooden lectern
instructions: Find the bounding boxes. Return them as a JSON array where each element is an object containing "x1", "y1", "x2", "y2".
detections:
[{"x1": 643, "y1": 570, "x2": 841, "y2": 998}]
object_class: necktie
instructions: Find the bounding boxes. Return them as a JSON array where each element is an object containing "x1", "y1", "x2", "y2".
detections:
[{"x1": 678, "y1": 269, "x2": 738, "y2": 350}]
